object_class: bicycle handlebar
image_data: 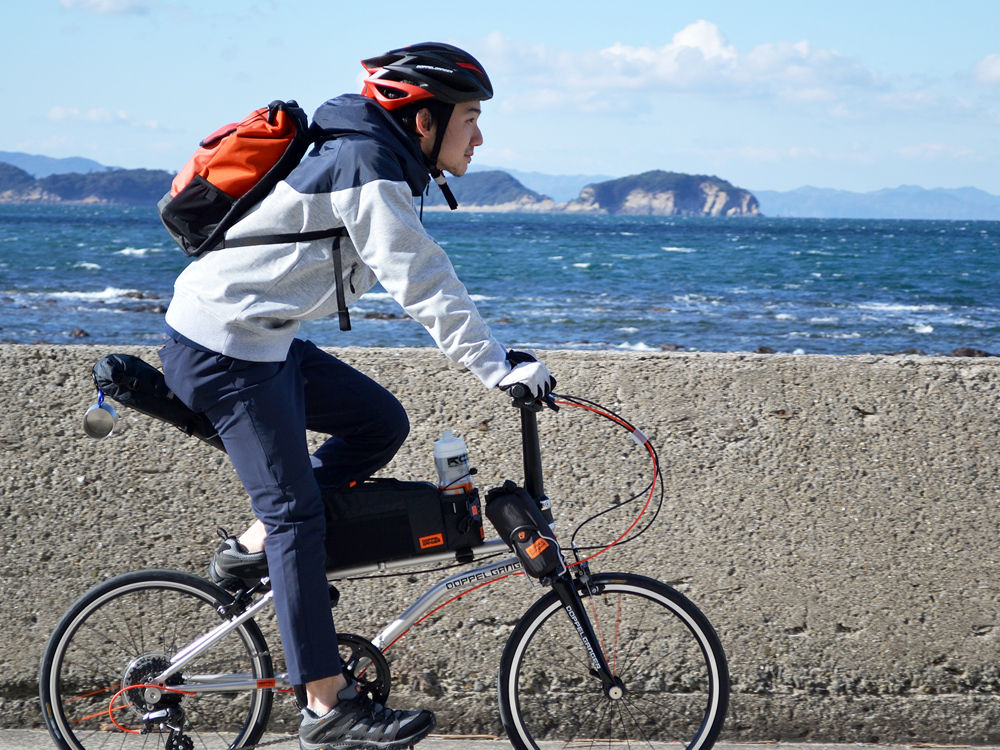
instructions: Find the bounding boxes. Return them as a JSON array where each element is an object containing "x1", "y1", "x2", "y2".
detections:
[{"x1": 506, "y1": 384, "x2": 558, "y2": 412}]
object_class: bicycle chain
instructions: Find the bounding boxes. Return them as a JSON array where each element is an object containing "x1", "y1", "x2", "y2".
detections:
[{"x1": 239, "y1": 733, "x2": 299, "y2": 749}]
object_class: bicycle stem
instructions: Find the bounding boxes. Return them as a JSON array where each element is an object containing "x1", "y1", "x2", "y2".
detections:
[{"x1": 520, "y1": 407, "x2": 544, "y2": 500}]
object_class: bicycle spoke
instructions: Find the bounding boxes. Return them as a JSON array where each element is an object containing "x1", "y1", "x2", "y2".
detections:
[
  {"x1": 42, "y1": 572, "x2": 274, "y2": 750},
  {"x1": 499, "y1": 574, "x2": 727, "y2": 750}
]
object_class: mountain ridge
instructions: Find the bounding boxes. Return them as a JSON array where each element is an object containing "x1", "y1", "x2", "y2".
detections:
[
  {"x1": 753, "y1": 184, "x2": 1000, "y2": 220},
  {"x1": 2, "y1": 150, "x2": 998, "y2": 219}
]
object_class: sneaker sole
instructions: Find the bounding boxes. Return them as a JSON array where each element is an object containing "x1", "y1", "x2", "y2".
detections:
[{"x1": 299, "y1": 714, "x2": 435, "y2": 750}]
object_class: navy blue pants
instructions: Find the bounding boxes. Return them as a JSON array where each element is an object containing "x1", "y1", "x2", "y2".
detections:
[{"x1": 158, "y1": 338, "x2": 409, "y2": 685}]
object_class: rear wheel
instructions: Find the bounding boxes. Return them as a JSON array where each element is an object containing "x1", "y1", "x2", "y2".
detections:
[
  {"x1": 40, "y1": 570, "x2": 274, "y2": 750},
  {"x1": 498, "y1": 572, "x2": 728, "y2": 750}
]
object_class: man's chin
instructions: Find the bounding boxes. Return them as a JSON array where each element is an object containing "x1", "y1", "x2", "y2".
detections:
[{"x1": 444, "y1": 164, "x2": 468, "y2": 177}]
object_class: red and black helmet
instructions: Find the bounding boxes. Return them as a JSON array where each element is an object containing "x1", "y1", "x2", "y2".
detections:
[{"x1": 361, "y1": 42, "x2": 493, "y2": 110}]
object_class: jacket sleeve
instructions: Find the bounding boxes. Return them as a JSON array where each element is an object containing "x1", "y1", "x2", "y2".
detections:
[{"x1": 332, "y1": 178, "x2": 511, "y2": 388}]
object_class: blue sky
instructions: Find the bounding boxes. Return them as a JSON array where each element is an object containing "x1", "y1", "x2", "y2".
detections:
[{"x1": 3, "y1": 0, "x2": 1000, "y2": 193}]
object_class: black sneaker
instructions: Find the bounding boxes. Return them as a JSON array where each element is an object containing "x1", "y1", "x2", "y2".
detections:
[
  {"x1": 208, "y1": 528, "x2": 269, "y2": 591},
  {"x1": 298, "y1": 679, "x2": 435, "y2": 750}
]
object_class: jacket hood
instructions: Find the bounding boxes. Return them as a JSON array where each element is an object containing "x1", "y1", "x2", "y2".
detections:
[{"x1": 310, "y1": 94, "x2": 430, "y2": 196}]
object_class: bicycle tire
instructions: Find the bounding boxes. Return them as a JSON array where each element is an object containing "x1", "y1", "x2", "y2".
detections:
[
  {"x1": 40, "y1": 569, "x2": 274, "y2": 750},
  {"x1": 498, "y1": 572, "x2": 729, "y2": 750}
]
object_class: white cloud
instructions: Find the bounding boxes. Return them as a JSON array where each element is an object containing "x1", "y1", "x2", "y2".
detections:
[
  {"x1": 898, "y1": 143, "x2": 975, "y2": 160},
  {"x1": 48, "y1": 106, "x2": 158, "y2": 129},
  {"x1": 479, "y1": 21, "x2": 879, "y2": 110},
  {"x1": 58, "y1": 0, "x2": 149, "y2": 14},
  {"x1": 972, "y1": 53, "x2": 1000, "y2": 85},
  {"x1": 49, "y1": 106, "x2": 117, "y2": 122}
]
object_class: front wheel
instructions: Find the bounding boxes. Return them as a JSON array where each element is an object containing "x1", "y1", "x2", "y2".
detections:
[
  {"x1": 40, "y1": 570, "x2": 274, "y2": 750},
  {"x1": 498, "y1": 572, "x2": 729, "y2": 750}
]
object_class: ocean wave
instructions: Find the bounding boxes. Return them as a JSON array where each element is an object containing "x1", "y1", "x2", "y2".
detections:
[
  {"x1": 615, "y1": 341, "x2": 658, "y2": 351},
  {"x1": 661, "y1": 246, "x2": 695, "y2": 253},
  {"x1": 115, "y1": 247, "x2": 163, "y2": 257},
  {"x1": 788, "y1": 331, "x2": 861, "y2": 339},
  {"x1": 74, "y1": 262, "x2": 101, "y2": 270},
  {"x1": 855, "y1": 302, "x2": 949, "y2": 313},
  {"x1": 45, "y1": 286, "x2": 144, "y2": 302},
  {"x1": 910, "y1": 324, "x2": 934, "y2": 334}
]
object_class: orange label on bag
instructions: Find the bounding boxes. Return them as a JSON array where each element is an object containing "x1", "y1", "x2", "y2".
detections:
[
  {"x1": 525, "y1": 538, "x2": 549, "y2": 559},
  {"x1": 419, "y1": 533, "x2": 445, "y2": 549}
]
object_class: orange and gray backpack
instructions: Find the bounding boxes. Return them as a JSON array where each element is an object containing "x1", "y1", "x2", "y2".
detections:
[{"x1": 158, "y1": 100, "x2": 352, "y2": 328}]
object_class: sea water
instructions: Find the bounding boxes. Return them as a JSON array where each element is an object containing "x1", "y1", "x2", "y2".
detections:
[{"x1": 0, "y1": 204, "x2": 997, "y2": 356}]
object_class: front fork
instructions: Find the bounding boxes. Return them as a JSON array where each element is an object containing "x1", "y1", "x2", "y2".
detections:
[{"x1": 548, "y1": 563, "x2": 625, "y2": 699}]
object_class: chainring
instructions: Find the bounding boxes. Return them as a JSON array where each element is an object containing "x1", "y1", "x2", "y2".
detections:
[{"x1": 337, "y1": 633, "x2": 391, "y2": 705}]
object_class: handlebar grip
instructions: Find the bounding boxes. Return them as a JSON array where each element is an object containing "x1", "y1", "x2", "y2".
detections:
[
  {"x1": 507, "y1": 384, "x2": 559, "y2": 412},
  {"x1": 509, "y1": 383, "x2": 530, "y2": 400}
]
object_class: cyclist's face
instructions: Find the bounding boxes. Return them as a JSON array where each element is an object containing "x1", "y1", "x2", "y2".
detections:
[{"x1": 419, "y1": 101, "x2": 483, "y2": 177}]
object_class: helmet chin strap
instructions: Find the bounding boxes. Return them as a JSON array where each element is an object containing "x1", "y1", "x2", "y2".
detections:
[{"x1": 425, "y1": 104, "x2": 458, "y2": 210}]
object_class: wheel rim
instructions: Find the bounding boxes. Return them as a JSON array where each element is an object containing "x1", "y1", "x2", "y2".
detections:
[
  {"x1": 503, "y1": 578, "x2": 726, "y2": 750},
  {"x1": 46, "y1": 577, "x2": 272, "y2": 750}
]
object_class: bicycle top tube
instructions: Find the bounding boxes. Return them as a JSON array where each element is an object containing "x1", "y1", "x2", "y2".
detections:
[{"x1": 325, "y1": 538, "x2": 510, "y2": 580}]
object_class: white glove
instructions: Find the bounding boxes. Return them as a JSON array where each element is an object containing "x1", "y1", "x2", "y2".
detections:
[{"x1": 498, "y1": 360, "x2": 556, "y2": 400}]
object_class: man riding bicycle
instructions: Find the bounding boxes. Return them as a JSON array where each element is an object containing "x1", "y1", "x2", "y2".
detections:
[{"x1": 157, "y1": 42, "x2": 554, "y2": 750}]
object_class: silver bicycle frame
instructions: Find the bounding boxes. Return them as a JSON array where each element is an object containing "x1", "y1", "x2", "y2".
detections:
[{"x1": 154, "y1": 539, "x2": 521, "y2": 693}]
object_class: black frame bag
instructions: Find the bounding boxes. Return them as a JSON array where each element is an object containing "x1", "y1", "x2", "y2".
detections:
[
  {"x1": 323, "y1": 478, "x2": 483, "y2": 570},
  {"x1": 485, "y1": 480, "x2": 566, "y2": 580}
]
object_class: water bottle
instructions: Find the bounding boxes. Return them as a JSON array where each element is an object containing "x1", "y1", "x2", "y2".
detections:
[{"x1": 434, "y1": 430, "x2": 473, "y2": 495}]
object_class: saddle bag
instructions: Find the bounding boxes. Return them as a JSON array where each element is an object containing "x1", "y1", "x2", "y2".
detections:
[
  {"x1": 323, "y1": 478, "x2": 483, "y2": 570},
  {"x1": 485, "y1": 480, "x2": 566, "y2": 580},
  {"x1": 92, "y1": 353, "x2": 225, "y2": 451}
]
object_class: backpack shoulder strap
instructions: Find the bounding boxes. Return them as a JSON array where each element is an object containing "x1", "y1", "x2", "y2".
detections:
[{"x1": 222, "y1": 228, "x2": 353, "y2": 331}]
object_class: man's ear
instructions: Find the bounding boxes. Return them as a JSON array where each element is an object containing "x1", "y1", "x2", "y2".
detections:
[{"x1": 414, "y1": 108, "x2": 435, "y2": 139}]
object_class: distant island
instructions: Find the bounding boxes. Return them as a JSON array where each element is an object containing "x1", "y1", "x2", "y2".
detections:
[
  {"x1": 0, "y1": 162, "x2": 171, "y2": 205},
  {"x1": 0, "y1": 155, "x2": 760, "y2": 217},
  {"x1": 425, "y1": 169, "x2": 760, "y2": 216},
  {"x1": 3, "y1": 150, "x2": 999, "y2": 219}
]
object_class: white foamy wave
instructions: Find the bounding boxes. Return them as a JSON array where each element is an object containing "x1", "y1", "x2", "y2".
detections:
[
  {"x1": 775, "y1": 313, "x2": 796, "y2": 321},
  {"x1": 572, "y1": 263, "x2": 591, "y2": 269},
  {"x1": 617, "y1": 327, "x2": 639, "y2": 334},
  {"x1": 46, "y1": 286, "x2": 142, "y2": 301},
  {"x1": 615, "y1": 341, "x2": 658, "y2": 351},
  {"x1": 115, "y1": 247, "x2": 163, "y2": 257},
  {"x1": 661, "y1": 246, "x2": 695, "y2": 253},
  {"x1": 910, "y1": 324, "x2": 934, "y2": 334},
  {"x1": 74, "y1": 262, "x2": 101, "y2": 270},
  {"x1": 469, "y1": 294, "x2": 495, "y2": 302},
  {"x1": 856, "y1": 302, "x2": 948, "y2": 313},
  {"x1": 809, "y1": 317, "x2": 840, "y2": 324}
]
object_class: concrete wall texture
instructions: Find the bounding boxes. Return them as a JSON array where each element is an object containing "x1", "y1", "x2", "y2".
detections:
[{"x1": 1, "y1": 345, "x2": 999, "y2": 744}]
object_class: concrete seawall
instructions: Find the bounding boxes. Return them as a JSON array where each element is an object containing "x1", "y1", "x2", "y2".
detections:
[{"x1": 2, "y1": 344, "x2": 999, "y2": 744}]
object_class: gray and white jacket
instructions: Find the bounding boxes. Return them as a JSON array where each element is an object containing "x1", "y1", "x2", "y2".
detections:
[{"x1": 165, "y1": 94, "x2": 510, "y2": 388}]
